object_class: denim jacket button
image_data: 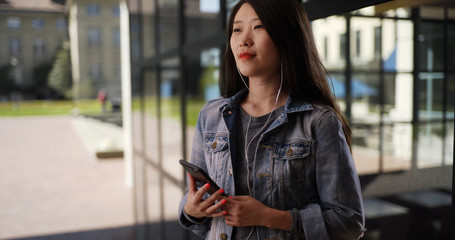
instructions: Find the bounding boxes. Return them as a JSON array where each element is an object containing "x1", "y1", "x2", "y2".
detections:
[
  {"x1": 211, "y1": 142, "x2": 217, "y2": 149},
  {"x1": 220, "y1": 233, "x2": 227, "y2": 240},
  {"x1": 228, "y1": 111, "x2": 232, "y2": 115},
  {"x1": 286, "y1": 148, "x2": 293, "y2": 156}
]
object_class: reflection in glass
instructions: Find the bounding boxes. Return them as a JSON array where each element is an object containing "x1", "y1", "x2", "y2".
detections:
[
  {"x1": 351, "y1": 17, "x2": 381, "y2": 71},
  {"x1": 313, "y1": 16, "x2": 346, "y2": 70},
  {"x1": 418, "y1": 72, "x2": 444, "y2": 121},
  {"x1": 352, "y1": 125, "x2": 380, "y2": 174},
  {"x1": 444, "y1": 122, "x2": 454, "y2": 165},
  {"x1": 419, "y1": 22, "x2": 445, "y2": 72},
  {"x1": 160, "y1": 58, "x2": 184, "y2": 181},
  {"x1": 141, "y1": 1, "x2": 156, "y2": 58},
  {"x1": 185, "y1": 47, "x2": 221, "y2": 160},
  {"x1": 383, "y1": 124, "x2": 411, "y2": 171},
  {"x1": 393, "y1": 20, "x2": 413, "y2": 72},
  {"x1": 351, "y1": 73, "x2": 380, "y2": 124},
  {"x1": 417, "y1": 122, "x2": 444, "y2": 168},
  {"x1": 448, "y1": 24, "x2": 455, "y2": 71},
  {"x1": 144, "y1": 70, "x2": 160, "y2": 163},
  {"x1": 159, "y1": 0, "x2": 178, "y2": 53}
]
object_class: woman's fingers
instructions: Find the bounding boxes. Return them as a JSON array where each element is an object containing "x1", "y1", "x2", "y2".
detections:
[
  {"x1": 185, "y1": 184, "x2": 228, "y2": 218},
  {"x1": 205, "y1": 198, "x2": 228, "y2": 217}
]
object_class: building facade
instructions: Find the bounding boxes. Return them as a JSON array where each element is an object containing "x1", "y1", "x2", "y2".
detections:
[
  {"x1": 67, "y1": 0, "x2": 121, "y2": 100},
  {"x1": 0, "y1": 0, "x2": 67, "y2": 98},
  {"x1": 125, "y1": 0, "x2": 454, "y2": 239}
]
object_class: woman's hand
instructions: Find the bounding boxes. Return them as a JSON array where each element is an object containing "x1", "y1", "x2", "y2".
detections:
[
  {"x1": 223, "y1": 196, "x2": 292, "y2": 231},
  {"x1": 223, "y1": 196, "x2": 267, "y2": 227},
  {"x1": 184, "y1": 174, "x2": 227, "y2": 219}
]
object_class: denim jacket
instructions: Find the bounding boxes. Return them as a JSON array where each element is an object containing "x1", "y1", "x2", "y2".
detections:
[{"x1": 178, "y1": 89, "x2": 365, "y2": 240}]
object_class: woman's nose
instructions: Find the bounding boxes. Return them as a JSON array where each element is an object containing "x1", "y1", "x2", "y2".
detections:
[
  {"x1": 241, "y1": 39, "x2": 252, "y2": 47},
  {"x1": 240, "y1": 33, "x2": 253, "y2": 47}
]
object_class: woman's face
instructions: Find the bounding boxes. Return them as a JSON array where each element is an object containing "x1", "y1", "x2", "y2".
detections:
[{"x1": 230, "y1": 3, "x2": 280, "y2": 80}]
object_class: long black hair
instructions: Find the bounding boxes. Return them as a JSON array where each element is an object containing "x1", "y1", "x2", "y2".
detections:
[{"x1": 220, "y1": 0, "x2": 352, "y2": 149}]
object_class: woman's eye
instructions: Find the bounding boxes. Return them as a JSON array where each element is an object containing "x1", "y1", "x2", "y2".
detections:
[
  {"x1": 254, "y1": 25, "x2": 263, "y2": 30},
  {"x1": 233, "y1": 28, "x2": 240, "y2": 33}
]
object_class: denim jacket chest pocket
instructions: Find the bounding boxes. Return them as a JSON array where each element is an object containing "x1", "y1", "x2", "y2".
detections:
[
  {"x1": 267, "y1": 140, "x2": 313, "y2": 209},
  {"x1": 203, "y1": 132, "x2": 230, "y2": 185}
]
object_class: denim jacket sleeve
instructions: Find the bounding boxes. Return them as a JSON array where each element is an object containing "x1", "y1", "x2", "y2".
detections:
[
  {"x1": 178, "y1": 108, "x2": 212, "y2": 238},
  {"x1": 297, "y1": 109, "x2": 365, "y2": 240}
]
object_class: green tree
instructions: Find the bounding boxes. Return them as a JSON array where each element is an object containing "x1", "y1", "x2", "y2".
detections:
[{"x1": 48, "y1": 45, "x2": 72, "y2": 98}]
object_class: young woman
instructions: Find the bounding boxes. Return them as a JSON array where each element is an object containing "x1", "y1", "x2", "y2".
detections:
[{"x1": 178, "y1": 0, "x2": 365, "y2": 239}]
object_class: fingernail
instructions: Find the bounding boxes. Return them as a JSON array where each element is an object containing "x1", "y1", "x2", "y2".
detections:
[
  {"x1": 219, "y1": 188, "x2": 224, "y2": 194},
  {"x1": 223, "y1": 210, "x2": 227, "y2": 215},
  {"x1": 228, "y1": 196, "x2": 232, "y2": 199},
  {"x1": 204, "y1": 183, "x2": 210, "y2": 189},
  {"x1": 221, "y1": 199, "x2": 226, "y2": 204}
]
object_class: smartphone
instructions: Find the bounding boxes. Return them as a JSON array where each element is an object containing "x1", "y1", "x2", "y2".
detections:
[{"x1": 179, "y1": 159, "x2": 226, "y2": 196}]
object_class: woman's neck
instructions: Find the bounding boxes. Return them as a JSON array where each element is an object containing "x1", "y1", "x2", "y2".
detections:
[{"x1": 241, "y1": 76, "x2": 288, "y2": 117}]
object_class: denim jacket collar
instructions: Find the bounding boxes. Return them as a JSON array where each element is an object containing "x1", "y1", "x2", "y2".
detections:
[{"x1": 219, "y1": 88, "x2": 314, "y2": 115}]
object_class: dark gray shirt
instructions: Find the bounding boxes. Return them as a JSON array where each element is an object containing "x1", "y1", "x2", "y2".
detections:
[{"x1": 233, "y1": 105, "x2": 285, "y2": 240}]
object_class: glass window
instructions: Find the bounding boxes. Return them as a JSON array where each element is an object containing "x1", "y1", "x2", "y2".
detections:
[
  {"x1": 159, "y1": 0, "x2": 178, "y2": 53},
  {"x1": 444, "y1": 121, "x2": 454, "y2": 165},
  {"x1": 383, "y1": 123, "x2": 412, "y2": 172},
  {"x1": 144, "y1": 70, "x2": 160, "y2": 164},
  {"x1": 352, "y1": 124, "x2": 380, "y2": 174},
  {"x1": 447, "y1": 74, "x2": 455, "y2": 120},
  {"x1": 418, "y1": 72, "x2": 444, "y2": 121},
  {"x1": 89, "y1": 62, "x2": 102, "y2": 81},
  {"x1": 448, "y1": 23, "x2": 455, "y2": 71},
  {"x1": 33, "y1": 39, "x2": 46, "y2": 58},
  {"x1": 140, "y1": 6, "x2": 156, "y2": 59},
  {"x1": 87, "y1": 28, "x2": 101, "y2": 47},
  {"x1": 417, "y1": 122, "x2": 445, "y2": 168},
  {"x1": 160, "y1": 57, "x2": 183, "y2": 179},
  {"x1": 340, "y1": 33, "x2": 346, "y2": 60},
  {"x1": 351, "y1": 73, "x2": 380, "y2": 125},
  {"x1": 382, "y1": 19, "x2": 413, "y2": 73},
  {"x1": 355, "y1": 30, "x2": 361, "y2": 57},
  {"x1": 184, "y1": 47, "x2": 221, "y2": 160},
  {"x1": 9, "y1": 38, "x2": 21, "y2": 55},
  {"x1": 112, "y1": 4, "x2": 120, "y2": 17},
  {"x1": 87, "y1": 3, "x2": 101, "y2": 16},
  {"x1": 56, "y1": 18, "x2": 66, "y2": 31},
  {"x1": 185, "y1": 0, "x2": 222, "y2": 43},
  {"x1": 374, "y1": 26, "x2": 381, "y2": 60},
  {"x1": 114, "y1": 27, "x2": 121, "y2": 47},
  {"x1": 328, "y1": 73, "x2": 346, "y2": 112},
  {"x1": 419, "y1": 22, "x2": 445, "y2": 72},
  {"x1": 313, "y1": 16, "x2": 346, "y2": 70},
  {"x1": 351, "y1": 17, "x2": 382, "y2": 70},
  {"x1": 7, "y1": 17, "x2": 21, "y2": 29},
  {"x1": 323, "y1": 36, "x2": 328, "y2": 61},
  {"x1": 31, "y1": 18, "x2": 44, "y2": 29},
  {"x1": 389, "y1": 73, "x2": 413, "y2": 122}
]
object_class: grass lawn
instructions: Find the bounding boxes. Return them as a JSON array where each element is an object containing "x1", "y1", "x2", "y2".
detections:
[
  {"x1": 0, "y1": 100, "x2": 103, "y2": 117},
  {"x1": 0, "y1": 98, "x2": 205, "y2": 127}
]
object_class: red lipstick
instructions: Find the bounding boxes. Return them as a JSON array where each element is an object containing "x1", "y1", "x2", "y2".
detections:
[{"x1": 239, "y1": 52, "x2": 254, "y2": 60}]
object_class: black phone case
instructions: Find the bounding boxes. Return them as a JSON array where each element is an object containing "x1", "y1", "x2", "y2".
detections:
[{"x1": 179, "y1": 159, "x2": 226, "y2": 196}]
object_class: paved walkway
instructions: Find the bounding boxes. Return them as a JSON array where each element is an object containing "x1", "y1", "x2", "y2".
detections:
[{"x1": 0, "y1": 115, "x2": 133, "y2": 240}]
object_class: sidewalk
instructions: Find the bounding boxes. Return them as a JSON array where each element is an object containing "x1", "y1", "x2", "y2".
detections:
[{"x1": 0, "y1": 115, "x2": 133, "y2": 240}]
